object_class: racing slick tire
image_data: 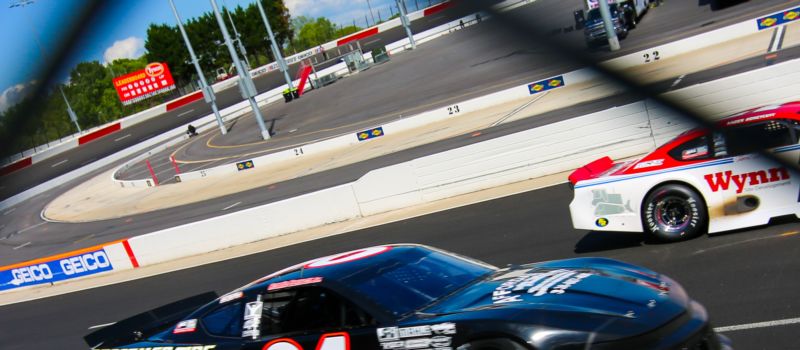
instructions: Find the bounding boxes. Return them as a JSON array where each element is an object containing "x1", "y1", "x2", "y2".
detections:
[
  {"x1": 642, "y1": 183, "x2": 707, "y2": 242},
  {"x1": 458, "y1": 338, "x2": 528, "y2": 350}
]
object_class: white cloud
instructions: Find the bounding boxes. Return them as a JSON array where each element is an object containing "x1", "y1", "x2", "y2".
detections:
[
  {"x1": 285, "y1": 0, "x2": 398, "y2": 26},
  {"x1": 103, "y1": 36, "x2": 145, "y2": 64},
  {"x1": 0, "y1": 80, "x2": 36, "y2": 114}
]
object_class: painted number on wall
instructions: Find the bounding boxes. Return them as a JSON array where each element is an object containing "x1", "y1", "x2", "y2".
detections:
[
  {"x1": 294, "y1": 148, "x2": 304, "y2": 156},
  {"x1": 643, "y1": 51, "x2": 661, "y2": 63},
  {"x1": 447, "y1": 105, "x2": 461, "y2": 115}
]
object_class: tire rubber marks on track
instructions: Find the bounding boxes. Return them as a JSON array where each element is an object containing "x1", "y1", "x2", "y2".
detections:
[{"x1": 715, "y1": 317, "x2": 800, "y2": 332}]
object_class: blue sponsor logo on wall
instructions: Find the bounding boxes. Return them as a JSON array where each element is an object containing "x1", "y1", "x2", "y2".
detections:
[
  {"x1": 0, "y1": 248, "x2": 114, "y2": 291},
  {"x1": 757, "y1": 7, "x2": 800, "y2": 30},
  {"x1": 357, "y1": 127, "x2": 384, "y2": 141},
  {"x1": 528, "y1": 75, "x2": 565, "y2": 95}
]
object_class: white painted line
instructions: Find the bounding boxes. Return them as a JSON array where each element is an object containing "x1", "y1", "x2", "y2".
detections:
[
  {"x1": 18, "y1": 222, "x2": 46, "y2": 234},
  {"x1": 769, "y1": 25, "x2": 786, "y2": 53},
  {"x1": 114, "y1": 134, "x2": 132, "y2": 142},
  {"x1": 670, "y1": 74, "x2": 686, "y2": 89},
  {"x1": 87, "y1": 322, "x2": 116, "y2": 330},
  {"x1": 178, "y1": 109, "x2": 196, "y2": 117},
  {"x1": 3, "y1": 208, "x2": 15, "y2": 216},
  {"x1": 50, "y1": 159, "x2": 68, "y2": 168},
  {"x1": 223, "y1": 201, "x2": 242, "y2": 211},
  {"x1": 364, "y1": 38, "x2": 381, "y2": 46},
  {"x1": 13, "y1": 241, "x2": 31, "y2": 250},
  {"x1": 715, "y1": 317, "x2": 800, "y2": 332}
]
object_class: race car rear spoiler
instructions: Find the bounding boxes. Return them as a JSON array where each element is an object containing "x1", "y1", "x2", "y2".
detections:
[
  {"x1": 84, "y1": 291, "x2": 218, "y2": 348},
  {"x1": 568, "y1": 156, "x2": 614, "y2": 186}
]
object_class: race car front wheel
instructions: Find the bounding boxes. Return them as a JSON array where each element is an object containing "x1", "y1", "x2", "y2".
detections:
[{"x1": 642, "y1": 184, "x2": 707, "y2": 242}]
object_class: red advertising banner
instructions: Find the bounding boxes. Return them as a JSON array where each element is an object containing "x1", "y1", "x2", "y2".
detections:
[{"x1": 112, "y1": 62, "x2": 176, "y2": 105}]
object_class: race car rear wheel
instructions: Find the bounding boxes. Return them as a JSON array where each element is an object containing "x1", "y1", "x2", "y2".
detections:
[{"x1": 642, "y1": 184, "x2": 707, "y2": 242}]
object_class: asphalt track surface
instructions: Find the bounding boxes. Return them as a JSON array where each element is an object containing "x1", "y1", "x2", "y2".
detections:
[
  {"x1": 2, "y1": 0, "x2": 796, "y2": 195},
  {"x1": 1, "y1": 182, "x2": 798, "y2": 349}
]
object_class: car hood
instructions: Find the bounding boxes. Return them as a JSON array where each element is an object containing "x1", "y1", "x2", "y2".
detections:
[{"x1": 422, "y1": 257, "x2": 689, "y2": 340}]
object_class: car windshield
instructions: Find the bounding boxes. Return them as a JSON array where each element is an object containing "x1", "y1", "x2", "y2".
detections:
[
  {"x1": 339, "y1": 247, "x2": 494, "y2": 317},
  {"x1": 587, "y1": 5, "x2": 619, "y2": 21}
]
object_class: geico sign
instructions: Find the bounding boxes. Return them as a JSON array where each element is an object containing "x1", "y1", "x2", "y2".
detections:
[
  {"x1": 61, "y1": 251, "x2": 111, "y2": 275},
  {"x1": 12, "y1": 264, "x2": 54, "y2": 283}
]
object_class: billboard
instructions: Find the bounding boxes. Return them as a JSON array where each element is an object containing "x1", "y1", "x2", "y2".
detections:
[
  {"x1": 0, "y1": 247, "x2": 115, "y2": 291},
  {"x1": 112, "y1": 62, "x2": 176, "y2": 105}
]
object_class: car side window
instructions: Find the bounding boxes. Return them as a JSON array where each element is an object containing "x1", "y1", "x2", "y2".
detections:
[
  {"x1": 260, "y1": 287, "x2": 374, "y2": 336},
  {"x1": 668, "y1": 135, "x2": 711, "y2": 161},
  {"x1": 201, "y1": 301, "x2": 245, "y2": 338},
  {"x1": 723, "y1": 120, "x2": 798, "y2": 156}
]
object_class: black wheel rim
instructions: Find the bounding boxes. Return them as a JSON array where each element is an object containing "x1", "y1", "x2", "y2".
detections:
[{"x1": 654, "y1": 195, "x2": 692, "y2": 232}]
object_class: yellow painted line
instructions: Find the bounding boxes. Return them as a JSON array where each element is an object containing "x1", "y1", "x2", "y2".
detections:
[{"x1": 780, "y1": 231, "x2": 799, "y2": 237}]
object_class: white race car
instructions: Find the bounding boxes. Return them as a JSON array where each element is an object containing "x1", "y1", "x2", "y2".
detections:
[{"x1": 569, "y1": 101, "x2": 800, "y2": 241}]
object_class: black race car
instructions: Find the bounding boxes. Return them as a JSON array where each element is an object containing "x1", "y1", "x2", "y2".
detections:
[{"x1": 86, "y1": 244, "x2": 732, "y2": 349}]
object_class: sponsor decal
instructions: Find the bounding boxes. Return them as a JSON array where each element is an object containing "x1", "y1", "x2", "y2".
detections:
[
  {"x1": 219, "y1": 291, "x2": 244, "y2": 304},
  {"x1": 377, "y1": 323, "x2": 456, "y2": 349},
  {"x1": 633, "y1": 159, "x2": 664, "y2": 170},
  {"x1": 724, "y1": 113, "x2": 776, "y2": 126},
  {"x1": 237, "y1": 160, "x2": 255, "y2": 171},
  {"x1": 357, "y1": 126, "x2": 384, "y2": 141},
  {"x1": 267, "y1": 277, "x2": 323, "y2": 291},
  {"x1": 492, "y1": 269, "x2": 593, "y2": 303},
  {"x1": 0, "y1": 248, "x2": 114, "y2": 291},
  {"x1": 757, "y1": 6, "x2": 800, "y2": 30},
  {"x1": 704, "y1": 167, "x2": 790, "y2": 194},
  {"x1": 591, "y1": 189, "x2": 633, "y2": 216},
  {"x1": 242, "y1": 300, "x2": 263, "y2": 338},
  {"x1": 173, "y1": 319, "x2": 198, "y2": 334},
  {"x1": 595, "y1": 218, "x2": 609, "y2": 227},
  {"x1": 528, "y1": 75, "x2": 565, "y2": 95},
  {"x1": 112, "y1": 62, "x2": 176, "y2": 105}
]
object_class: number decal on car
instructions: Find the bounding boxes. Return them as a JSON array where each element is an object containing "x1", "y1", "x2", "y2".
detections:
[{"x1": 262, "y1": 332, "x2": 350, "y2": 350}]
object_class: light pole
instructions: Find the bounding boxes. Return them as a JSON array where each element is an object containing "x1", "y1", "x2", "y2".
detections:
[
  {"x1": 366, "y1": 0, "x2": 376, "y2": 26},
  {"x1": 255, "y1": 0, "x2": 294, "y2": 91},
  {"x1": 222, "y1": 0, "x2": 251, "y2": 69},
  {"x1": 396, "y1": 0, "x2": 416, "y2": 49},
  {"x1": 10, "y1": 0, "x2": 83, "y2": 133},
  {"x1": 597, "y1": 0, "x2": 620, "y2": 51},
  {"x1": 168, "y1": 0, "x2": 227, "y2": 135},
  {"x1": 210, "y1": 0, "x2": 271, "y2": 140}
]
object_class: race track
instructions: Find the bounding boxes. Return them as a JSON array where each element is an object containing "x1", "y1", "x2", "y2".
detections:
[{"x1": 1, "y1": 183, "x2": 797, "y2": 349}]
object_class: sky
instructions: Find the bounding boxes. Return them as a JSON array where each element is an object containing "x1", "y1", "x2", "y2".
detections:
[{"x1": 0, "y1": 0, "x2": 421, "y2": 113}]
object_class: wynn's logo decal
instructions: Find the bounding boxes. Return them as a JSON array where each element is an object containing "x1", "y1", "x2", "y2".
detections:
[{"x1": 704, "y1": 168, "x2": 790, "y2": 193}]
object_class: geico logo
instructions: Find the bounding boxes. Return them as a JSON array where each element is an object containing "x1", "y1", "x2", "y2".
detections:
[
  {"x1": 60, "y1": 251, "x2": 110, "y2": 275},
  {"x1": 12, "y1": 264, "x2": 54, "y2": 283}
]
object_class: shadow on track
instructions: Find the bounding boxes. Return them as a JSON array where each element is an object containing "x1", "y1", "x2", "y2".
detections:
[{"x1": 574, "y1": 231, "x2": 662, "y2": 254}]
